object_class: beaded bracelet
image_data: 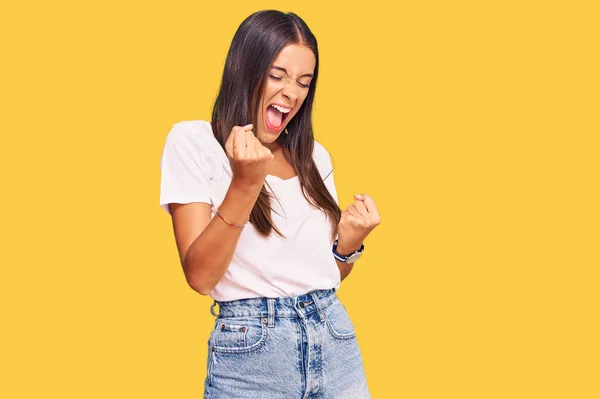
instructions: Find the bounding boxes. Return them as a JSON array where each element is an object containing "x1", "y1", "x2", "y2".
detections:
[{"x1": 216, "y1": 209, "x2": 248, "y2": 228}]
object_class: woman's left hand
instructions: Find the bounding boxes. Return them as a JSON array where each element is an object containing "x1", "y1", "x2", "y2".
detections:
[{"x1": 336, "y1": 193, "x2": 381, "y2": 254}]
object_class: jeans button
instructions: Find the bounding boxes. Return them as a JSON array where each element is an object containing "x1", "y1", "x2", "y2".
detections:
[{"x1": 299, "y1": 301, "x2": 305, "y2": 308}]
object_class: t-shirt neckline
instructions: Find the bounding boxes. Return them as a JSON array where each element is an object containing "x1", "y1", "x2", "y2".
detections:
[{"x1": 266, "y1": 174, "x2": 299, "y2": 182}]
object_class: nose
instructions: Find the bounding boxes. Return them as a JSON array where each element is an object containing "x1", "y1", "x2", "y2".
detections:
[{"x1": 281, "y1": 79, "x2": 300, "y2": 103}]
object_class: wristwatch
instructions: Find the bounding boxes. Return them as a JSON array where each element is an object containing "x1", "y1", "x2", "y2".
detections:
[{"x1": 332, "y1": 239, "x2": 364, "y2": 264}]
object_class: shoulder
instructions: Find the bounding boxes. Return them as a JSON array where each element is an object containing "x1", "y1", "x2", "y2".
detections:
[
  {"x1": 312, "y1": 140, "x2": 334, "y2": 178},
  {"x1": 161, "y1": 120, "x2": 229, "y2": 178},
  {"x1": 164, "y1": 120, "x2": 214, "y2": 148},
  {"x1": 162, "y1": 119, "x2": 226, "y2": 164},
  {"x1": 312, "y1": 140, "x2": 332, "y2": 162}
]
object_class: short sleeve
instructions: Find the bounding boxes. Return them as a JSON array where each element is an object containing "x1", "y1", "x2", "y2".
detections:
[
  {"x1": 159, "y1": 122, "x2": 214, "y2": 214},
  {"x1": 313, "y1": 141, "x2": 339, "y2": 205}
]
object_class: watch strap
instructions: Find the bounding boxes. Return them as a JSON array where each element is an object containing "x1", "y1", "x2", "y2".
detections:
[{"x1": 332, "y1": 239, "x2": 364, "y2": 263}]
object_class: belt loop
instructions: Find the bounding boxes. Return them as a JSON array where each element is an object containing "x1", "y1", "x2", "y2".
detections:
[
  {"x1": 267, "y1": 298, "x2": 275, "y2": 327},
  {"x1": 311, "y1": 291, "x2": 326, "y2": 322},
  {"x1": 210, "y1": 300, "x2": 219, "y2": 317}
]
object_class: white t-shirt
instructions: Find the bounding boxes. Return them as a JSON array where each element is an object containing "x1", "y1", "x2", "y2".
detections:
[{"x1": 159, "y1": 120, "x2": 341, "y2": 301}]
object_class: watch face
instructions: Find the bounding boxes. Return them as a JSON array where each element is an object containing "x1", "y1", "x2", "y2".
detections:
[{"x1": 346, "y1": 252, "x2": 363, "y2": 264}]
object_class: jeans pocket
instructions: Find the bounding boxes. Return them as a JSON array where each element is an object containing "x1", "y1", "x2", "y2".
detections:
[
  {"x1": 324, "y1": 299, "x2": 357, "y2": 340},
  {"x1": 209, "y1": 317, "x2": 268, "y2": 354}
]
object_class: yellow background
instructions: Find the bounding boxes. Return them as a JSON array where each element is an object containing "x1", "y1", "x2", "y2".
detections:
[{"x1": 1, "y1": 1, "x2": 598, "y2": 398}]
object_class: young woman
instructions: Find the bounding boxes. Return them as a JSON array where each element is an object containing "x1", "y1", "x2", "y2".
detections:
[{"x1": 159, "y1": 10, "x2": 380, "y2": 398}]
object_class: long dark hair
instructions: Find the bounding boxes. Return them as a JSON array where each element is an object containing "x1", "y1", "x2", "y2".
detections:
[{"x1": 211, "y1": 10, "x2": 341, "y2": 238}]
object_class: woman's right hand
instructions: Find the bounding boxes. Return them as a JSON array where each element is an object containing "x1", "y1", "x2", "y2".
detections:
[
  {"x1": 174, "y1": 124, "x2": 272, "y2": 296},
  {"x1": 225, "y1": 124, "x2": 274, "y2": 187}
]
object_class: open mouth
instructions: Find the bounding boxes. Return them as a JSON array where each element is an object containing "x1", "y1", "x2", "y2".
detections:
[{"x1": 265, "y1": 104, "x2": 292, "y2": 132}]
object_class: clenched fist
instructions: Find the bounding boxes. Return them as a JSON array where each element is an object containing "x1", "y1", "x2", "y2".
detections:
[
  {"x1": 336, "y1": 194, "x2": 381, "y2": 254},
  {"x1": 225, "y1": 124, "x2": 274, "y2": 187}
]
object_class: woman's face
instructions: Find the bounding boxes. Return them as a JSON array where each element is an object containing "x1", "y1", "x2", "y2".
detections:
[{"x1": 256, "y1": 43, "x2": 316, "y2": 148}]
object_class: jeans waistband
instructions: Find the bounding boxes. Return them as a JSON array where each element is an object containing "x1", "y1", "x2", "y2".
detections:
[{"x1": 211, "y1": 288, "x2": 338, "y2": 322}]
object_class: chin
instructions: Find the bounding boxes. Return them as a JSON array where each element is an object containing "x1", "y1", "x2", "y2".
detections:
[{"x1": 257, "y1": 131, "x2": 279, "y2": 145}]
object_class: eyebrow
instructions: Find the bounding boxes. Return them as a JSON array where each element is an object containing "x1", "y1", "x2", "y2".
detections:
[{"x1": 271, "y1": 65, "x2": 314, "y2": 79}]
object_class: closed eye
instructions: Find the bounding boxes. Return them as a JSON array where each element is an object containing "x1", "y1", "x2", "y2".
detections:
[{"x1": 270, "y1": 74, "x2": 310, "y2": 88}]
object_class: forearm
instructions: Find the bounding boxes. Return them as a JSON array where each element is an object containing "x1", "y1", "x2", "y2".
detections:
[
  {"x1": 336, "y1": 260, "x2": 354, "y2": 281},
  {"x1": 184, "y1": 179, "x2": 262, "y2": 294}
]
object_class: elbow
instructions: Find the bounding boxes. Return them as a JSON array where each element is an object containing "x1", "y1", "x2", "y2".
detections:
[
  {"x1": 183, "y1": 259, "x2": 214, "y2": 296},
  {"x1": 192, "y1": 284, "x2": 213, "y2": 296},
  {"x1": 185, "y1": 274, "x2": 213, "y2": 296},
  {"x1": 184, "y1": 271, "x2": 214, "y2": 296}
]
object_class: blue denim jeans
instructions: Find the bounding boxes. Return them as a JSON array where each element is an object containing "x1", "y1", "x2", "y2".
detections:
[{"x1": 203, "y1": 288, "x2": 371, "y2": 398}]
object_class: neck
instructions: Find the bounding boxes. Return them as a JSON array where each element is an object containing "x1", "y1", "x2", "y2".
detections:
[{"x1": 262, "y1": 140, "x2": 282, "y2": 152}]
